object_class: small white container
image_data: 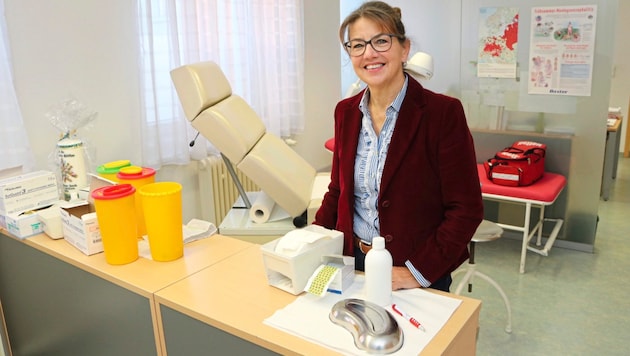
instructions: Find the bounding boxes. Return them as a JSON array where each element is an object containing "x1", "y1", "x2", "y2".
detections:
[{"x1": 365, "y1": 236, "x2": 393, "y2": 306}]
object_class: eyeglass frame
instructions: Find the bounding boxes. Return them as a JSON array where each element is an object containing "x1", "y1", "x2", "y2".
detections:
[{"x1": 343, "y1": 33, "x2": 404, "y2": 57}]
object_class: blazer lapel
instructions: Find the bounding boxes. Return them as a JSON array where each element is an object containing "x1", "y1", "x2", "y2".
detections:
[{"x1": 379, "y1": 79, "x2": 426, "y2": 193}]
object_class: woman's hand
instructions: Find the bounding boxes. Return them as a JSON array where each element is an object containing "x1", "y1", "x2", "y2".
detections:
[{"x1": 392, "y1": 266, "x2": 421, "y2": 290}]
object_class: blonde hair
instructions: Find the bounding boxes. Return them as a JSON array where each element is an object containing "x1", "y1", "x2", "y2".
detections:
[{"x1": 339, "y1": 1, "x2": 407, "y2": 44}]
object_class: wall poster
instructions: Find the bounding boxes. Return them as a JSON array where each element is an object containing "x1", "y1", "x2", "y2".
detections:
[
  {"x1": 477, "y1": 7, "x2": 519, "y2": 79},
  {"x1": 528, "y1": 5, "x2": 597, "y2": 96}
]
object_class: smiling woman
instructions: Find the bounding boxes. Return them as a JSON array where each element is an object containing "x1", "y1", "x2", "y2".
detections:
[{"x1": 314, "y1": 1, "x2": 483, "y2": 294}]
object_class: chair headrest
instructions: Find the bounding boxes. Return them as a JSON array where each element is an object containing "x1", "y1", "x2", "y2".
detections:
[{"x1": 170, "y1": 61, "x2": 233, "y2": 121}]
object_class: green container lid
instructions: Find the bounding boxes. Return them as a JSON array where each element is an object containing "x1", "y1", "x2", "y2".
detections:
[{"x1": 97, "y1": 160, "x2": 132, "y2": 175}]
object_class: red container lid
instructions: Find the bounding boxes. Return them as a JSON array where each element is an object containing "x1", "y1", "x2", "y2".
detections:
[
  {"x1": 91, "y1": 184, "x2": 136, "y2": 200},
  {"x1": 117, "y1": 166, "x2": 156, "y2": 180}
]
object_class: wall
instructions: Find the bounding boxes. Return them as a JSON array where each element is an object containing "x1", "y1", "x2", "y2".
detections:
[
  {"x1": 459, "y1": 0, "x2": 618, "y2": 247},
  {"x1": 338, "y1": 1, "x2": 621, "y2": 248},
  {"x1": 609, "y1": 0, "x2": 630, "y2": 151}
]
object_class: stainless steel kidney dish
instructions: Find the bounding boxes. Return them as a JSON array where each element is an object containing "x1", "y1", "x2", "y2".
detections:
[{"x1": 329, "y1": 298, "x2": 403, "y2": 354}]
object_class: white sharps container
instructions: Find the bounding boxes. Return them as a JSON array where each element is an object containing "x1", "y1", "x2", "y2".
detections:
[
  {"x1": 365, "y1": 236, "x2": 393, "y2": 306},
  {"x1": 57, "y1": 137, "x2": 88, "y2": 201}
]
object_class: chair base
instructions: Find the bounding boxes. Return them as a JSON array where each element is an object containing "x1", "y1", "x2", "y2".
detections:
[{"x1": 453, "y1": 263, "x2": 513, "y2": 334}]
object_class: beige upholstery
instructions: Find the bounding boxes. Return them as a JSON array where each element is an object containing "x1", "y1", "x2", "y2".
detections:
[{"x1": 170, "y1": 61, "x2": 326, "y2": 224}]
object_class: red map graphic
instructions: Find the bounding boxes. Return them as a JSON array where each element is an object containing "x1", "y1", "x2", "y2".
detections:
[{"x1": 483, "y1": 14, "x2": 519, "y2": 57}]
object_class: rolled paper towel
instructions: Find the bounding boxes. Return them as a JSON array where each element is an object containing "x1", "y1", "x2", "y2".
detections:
[{"x1": 249, "y1": 191, "x2": 277, "y2": 224}]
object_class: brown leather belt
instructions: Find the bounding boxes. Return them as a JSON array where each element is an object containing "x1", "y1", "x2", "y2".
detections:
[{"x1": 353, "y1": 235, "x2": 372, "y2": 254}]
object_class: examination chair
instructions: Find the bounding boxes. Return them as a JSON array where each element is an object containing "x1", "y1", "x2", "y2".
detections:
[{"x1": 170, "y1": 61, "x2": 329, "y2": 228}]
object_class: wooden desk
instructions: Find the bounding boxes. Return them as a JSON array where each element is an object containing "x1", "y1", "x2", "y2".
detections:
[
  {"x1": 602, "y1": 117, "x2": 623, "y2": 200},
  {"x1": 0, "y1": 230, "x2": 252, "y2": 356},
  {"x1": 155, "y1": 245, "x2": 482, "y2": 355}
]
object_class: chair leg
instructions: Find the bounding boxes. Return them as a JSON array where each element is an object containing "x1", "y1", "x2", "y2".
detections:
[
  {"x1": 519, "y1": 202, "x2": 532, "y2": 273},
  {"x1": 453, "y1": 266, "x2": 476, "y2": 295},
  {"x1": 469, "y1": 270, "x2": 513, "y2": 333},
  {"x1": 453, "y1": 266, "x2": 513, "y2": 333}
]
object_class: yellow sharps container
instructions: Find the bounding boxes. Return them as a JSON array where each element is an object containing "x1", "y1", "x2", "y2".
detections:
[
  {"x1": 139, "y1": 182, "x2": 183, "y2": 262},
  {"x1": 91, "y1": 184, "x2": 139, "y2": 265},
  {"x1": 117, "y1": 166, "x2": 156, "y2": 238}
]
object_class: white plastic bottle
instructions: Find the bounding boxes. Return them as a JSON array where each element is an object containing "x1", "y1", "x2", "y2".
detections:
[{"x1": 364, "y1": 236, "x2": 393, "y2": 306}]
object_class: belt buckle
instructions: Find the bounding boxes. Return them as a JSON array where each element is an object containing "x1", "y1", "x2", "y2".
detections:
[{"x1": 355, "y1": 237, "x2": 372, "y2": 254}]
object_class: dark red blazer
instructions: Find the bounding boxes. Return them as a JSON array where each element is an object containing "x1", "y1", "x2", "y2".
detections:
[{"x1": 314, "y1": 76, "x2": 483, "y2": 283}]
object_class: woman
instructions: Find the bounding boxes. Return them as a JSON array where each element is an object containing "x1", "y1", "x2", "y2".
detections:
[{"x1": 313, "y1": 1, "x2": 483, "y2": 292}]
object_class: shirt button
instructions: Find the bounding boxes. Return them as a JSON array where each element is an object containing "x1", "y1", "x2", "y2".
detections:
[
  {"x1": 384, "y1": 235, "x2": 393, "y2": 243},
  {"x1": 382, "y1": 200, "x2": 390, "y2": 208}
]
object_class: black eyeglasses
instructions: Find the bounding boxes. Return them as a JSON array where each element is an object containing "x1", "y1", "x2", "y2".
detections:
[{"x1": 343, "y1": 33, "x2": 400, "y2": 57}]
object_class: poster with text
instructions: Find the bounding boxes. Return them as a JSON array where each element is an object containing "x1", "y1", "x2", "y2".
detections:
[
  {"x1": 477, "y1": 7, "x2": 519, "y2": 78},
  {"x1": 528, "y1": 5, "x2": 597, "y2": 96}
]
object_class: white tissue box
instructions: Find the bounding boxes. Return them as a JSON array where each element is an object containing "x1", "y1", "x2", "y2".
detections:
[
  {"x1": 1, "y1": 210, "x2": 44, "y2": 239},
  {"x1": 321, "y1": 255, "x2": 355, "y2": 294},
  {"x1": 261, "y1": 225, "x2": 344, "y2": 295},
  {"x1": 0, "y1": 170, "x2": 59, "y2": 215}
]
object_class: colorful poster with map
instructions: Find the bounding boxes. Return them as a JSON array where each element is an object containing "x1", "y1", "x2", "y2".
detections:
[
  {"x1": 528, "y1": 5, "x2": 597, "y2": 96},
  {"x1": 477, "y1": 7, "x2": 519, "y2": 78}
]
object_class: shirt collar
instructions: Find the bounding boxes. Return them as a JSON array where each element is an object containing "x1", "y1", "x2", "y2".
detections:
[{"x1": 358, "y1": 74, "x2": 409, "y2": 114}]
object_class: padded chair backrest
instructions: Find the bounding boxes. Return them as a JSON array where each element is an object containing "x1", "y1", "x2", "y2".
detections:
[
  {"x1": 170, "y1": 61, "x2": 316, "y2": 217},
  {"x1": 194, "y1": 96, "x2": 266, "y2": 164},
  {"x1": 170, "y1": 61, "x2": 232, "y2": 121}
]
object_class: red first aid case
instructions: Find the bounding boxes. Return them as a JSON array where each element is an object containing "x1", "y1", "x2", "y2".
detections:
[{"x1": 483, "y1": 141, "x2": 546, "y2": 187}]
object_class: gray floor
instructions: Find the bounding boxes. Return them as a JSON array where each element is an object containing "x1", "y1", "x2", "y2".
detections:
[{"x1": 454, "y1": 157, "x2": 630, "y2": 355}]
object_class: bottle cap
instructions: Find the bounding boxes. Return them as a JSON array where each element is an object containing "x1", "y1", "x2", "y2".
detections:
[{"x1": 372, "y1": 236, "x2": 385, "y2": 249}]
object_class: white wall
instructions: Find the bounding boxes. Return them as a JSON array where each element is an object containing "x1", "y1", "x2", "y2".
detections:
[
  {"x1": 6, "y1": 0, "x2": 142, "y2": 170},
  {"x1": 609, "y1": 0, "x2": 630, "y2": 151}
]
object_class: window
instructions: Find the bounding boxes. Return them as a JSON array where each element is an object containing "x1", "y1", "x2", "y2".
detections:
[
  {"x1": 0, "y1": 4, "x2": 34, "y2": 172},
  {"x1": 137, "y1": 0, "x2": 305, "y2": 168}
]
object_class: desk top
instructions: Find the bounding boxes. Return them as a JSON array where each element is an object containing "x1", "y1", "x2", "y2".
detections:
[
  {"x1": 607, "y1": 117, "x2": 622, "y2": 132},
  {"x1": 18, "y1": 232, "x2": 253, "y2": 297},
  {"x1": 155, "y1": 244, "x2": 482, "y2": 355}
]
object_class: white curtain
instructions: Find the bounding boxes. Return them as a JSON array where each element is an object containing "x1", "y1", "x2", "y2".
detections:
[
  {"x1": 0, "y1": 0, "x2": 35, "y2": 172},
  {"x1": 137, "y1": 0, "x2": 305, "y2": 168}
]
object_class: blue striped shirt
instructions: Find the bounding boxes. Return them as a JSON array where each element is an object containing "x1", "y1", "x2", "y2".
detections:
[{"x1": 353, "y1": 75, "x2": 431, "y2": 287}]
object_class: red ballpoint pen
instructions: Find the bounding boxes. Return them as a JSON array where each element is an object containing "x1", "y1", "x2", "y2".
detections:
[{"x1": 391, "y1": 304, "x2": 426, "y2": 331}]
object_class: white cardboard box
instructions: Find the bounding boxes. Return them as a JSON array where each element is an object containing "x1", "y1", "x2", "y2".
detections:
[
  {"x1": 60, "y1": 201, "x2": 103, "y2": 255},
  {"x1": 321, "y1": 255, "x2": 355, "y2": 294},
  {"x1": 1, "y1": 211, "x2": 44, "y2": 239},
  {"x1": 0, "y1": 170, "x2": 59, "y2": 215}
]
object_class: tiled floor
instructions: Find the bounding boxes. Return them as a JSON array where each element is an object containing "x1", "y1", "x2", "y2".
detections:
[{"x1": 455, "y1": 158, "x2": 630, "y2": 355}]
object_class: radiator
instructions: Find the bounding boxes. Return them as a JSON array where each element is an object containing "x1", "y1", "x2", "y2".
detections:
[{"x1": 197, "y1": 155, "x2": 259, "y2": 225}]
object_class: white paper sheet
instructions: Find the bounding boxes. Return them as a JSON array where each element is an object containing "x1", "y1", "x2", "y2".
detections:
[{"x1": 264, "y1": 275, "x2": 462, "y2": 355}]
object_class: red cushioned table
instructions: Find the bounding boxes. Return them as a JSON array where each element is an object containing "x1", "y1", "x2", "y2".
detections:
[
  {"x1": 324, "y1": 137, "x2": 335, "y2": 153},
  {"x1": 477, "y1": 164, "x2": 567, "y2": 273}
]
